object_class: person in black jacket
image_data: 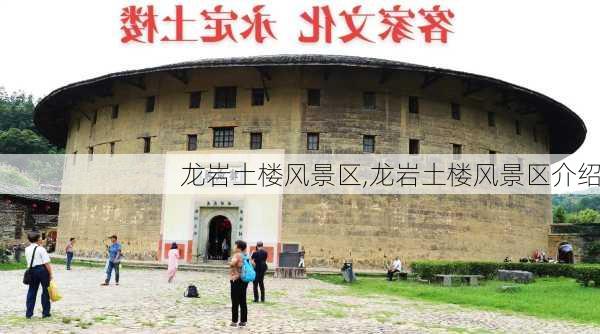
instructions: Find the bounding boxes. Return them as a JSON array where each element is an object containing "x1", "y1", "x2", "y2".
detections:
[{"x1": 251, "y1": 241, "x2": 268, "y2": 303}]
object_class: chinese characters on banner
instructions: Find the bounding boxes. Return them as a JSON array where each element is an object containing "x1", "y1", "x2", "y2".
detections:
[
  {"x1": 120, "y1": 4, "x2": 454, "y2": 44},
  {"x1": 179, "y1": 161, "x2": 600, "y2": 191}
]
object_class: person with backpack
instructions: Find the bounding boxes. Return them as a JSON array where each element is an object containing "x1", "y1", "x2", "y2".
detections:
[
  {"x1": 24, "y1": 231, "x2": 53, "y2": 319},
  {"x1": 229, "y1": 240, "x2": 255, "y2": 327},
  {"x1": 251, "y1": 241, "x2": 268, "y2": 303}
]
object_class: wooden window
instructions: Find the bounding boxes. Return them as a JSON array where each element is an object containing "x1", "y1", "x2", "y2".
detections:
[
  {"x1": 452, "y1": 143, "x2": 462, "y2": 155},
  {"x1": 488, "y1": 112, "x2": 496, "y2": 127},
  {"x1": 409, "y1": 96, "x2": 419, "y2": 114},
  {"x1": 250, "y1": 132, "x2": 262, "y2": 149},
  {"x1": 111, "y1": 105, "x2": 119, "y2": 119},
  {"x1": 189, "y1": 92, "x2": 201, "y2": 109},
  {"x1": 214, "y1": 87, "x2": 237, "y2": 109},
  {"x1": 451, "y1": 103, "x2": 461, "y2": 120},
  {"x1": 363, "y1": 135, "x2": 375, "y2": 153},
  {"x1": 251, "y1": 88, "x2": 265, "y2": 106},
  {"x1": 145, "y1": 96, "x2": 155, "y2": 113},
  {"x1": 213, "y1": 127, "x2": 234, "y2": 148},
  {"x1": 489, "y1": 150, "x2": 497, "y2": 163},
  {"x1": 307, "y1": 133, "x2": 319, "y2": 150},
  {"x1": 307, "y1": 89, "x2": 321, "y2": 106},
  {"x1": 143, "y1": 137, "x2": 151, "y2": 153},
  {"x1": 409, "y1": 139, "x2": 420, "y2": 155},
  {"x1": 363, "y1": 92, "x2": 376, "y2": 110},
  {"x1": 282, "y1": 243, "x2": 300, "y2": 252},
  {"x1": 187, "y1": 134, "x2": 197, "y2": 151}
]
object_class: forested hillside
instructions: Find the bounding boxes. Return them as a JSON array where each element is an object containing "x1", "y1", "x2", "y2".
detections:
[
  {"x1": 0, "y1": 87, "x2": 61, "y2": 154},
  {"x1": 552, "y1": 194, "x2": 600, "y2": 224}
]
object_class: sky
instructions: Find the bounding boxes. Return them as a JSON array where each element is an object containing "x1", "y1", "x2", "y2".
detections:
[{"x1": 0, "y1": 0, "x2": 598, "y2": 193}]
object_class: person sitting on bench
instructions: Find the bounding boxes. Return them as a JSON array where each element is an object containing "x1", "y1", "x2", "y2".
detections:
[{"x1": 386, "y1": 257, "x2": 402, "y2": 281}]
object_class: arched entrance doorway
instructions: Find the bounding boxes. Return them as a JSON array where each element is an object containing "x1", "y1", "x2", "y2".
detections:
[
  {"x1": 207, "y1": 215, "x2": 232, "y2": 260},
  {"x1": 557, "y1": 241, "x2": 574, "y2": 263}
]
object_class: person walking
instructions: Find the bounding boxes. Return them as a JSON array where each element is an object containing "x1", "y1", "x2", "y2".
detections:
[
  {"x1": 298, "y1": 247, "x2": 305, "y2": 268},
  {"x1": 229, "y1": 240, "x2": 249, "y2": 327},
  {"x1": 65, "y1": 238, "x2": 75, "y2": 270},
  {"x1": 24, "y1": 231, "x2": 53, "y2": 319},
  {"x1": 167, "y1": 242, "x2": 180, "y2": 283},
  {"x1": 251, "y1": 241, "x2": 268, "y2": 303},
  {"x1": 101, "y1": 235, "x2": 122, "y2": 286}
]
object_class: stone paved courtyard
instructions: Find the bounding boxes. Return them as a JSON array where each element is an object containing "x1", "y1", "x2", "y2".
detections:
[{"x1": 1, "y1": 267, "x2": 599, "y2": 334}]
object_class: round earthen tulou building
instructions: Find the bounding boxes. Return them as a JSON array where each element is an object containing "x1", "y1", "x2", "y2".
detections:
[{"x1": 34, "y1": 55, "x2": 586, "y2": 268}]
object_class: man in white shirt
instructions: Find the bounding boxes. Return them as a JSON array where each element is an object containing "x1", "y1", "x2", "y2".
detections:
[
  {"x1": 24, "y1": 231, "x2": 54, "y2": 319},
  {"x1": 386, "y1": 257, "x2": 402, "y2": 281}
]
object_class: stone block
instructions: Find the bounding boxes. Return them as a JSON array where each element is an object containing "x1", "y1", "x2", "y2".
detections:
[{"x1": 497, "y1": 269, "x2": 534, "y2": 283}]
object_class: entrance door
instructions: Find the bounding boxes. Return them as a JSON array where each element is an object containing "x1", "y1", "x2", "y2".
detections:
[{"x1": 207, "y1": 215, "x2": 232, "y2": 260}]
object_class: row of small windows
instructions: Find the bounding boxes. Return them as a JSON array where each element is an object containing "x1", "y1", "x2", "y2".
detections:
[
  {"x1": 81, "y1": 133, "x2": 504, "y2": 157},
  {"x1": 88, "y1": 90, "x2": 535, "y2": 136},
  {"x1": 89, "y1": 88, "x2": 267, "y2": 124},
  {"x1": 89, "y1": 91, "x2": 532, "y2": 138},
  {"x1": 84, "y1": 91, "x2": 544, "y2": 148}
]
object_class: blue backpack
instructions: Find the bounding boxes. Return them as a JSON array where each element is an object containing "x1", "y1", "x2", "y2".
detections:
[{"x1": 240, "y1": 254, "x2": 256, "y2": 283}]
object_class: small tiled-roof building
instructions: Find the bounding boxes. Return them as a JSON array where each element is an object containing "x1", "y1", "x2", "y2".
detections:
[{"x1": 0, "y1": 185, "x2": 59, "y2": 251}]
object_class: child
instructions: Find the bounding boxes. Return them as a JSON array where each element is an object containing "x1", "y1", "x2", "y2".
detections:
[{"x1": 167, "y1": 242, "x2": 180, "y2": 283}]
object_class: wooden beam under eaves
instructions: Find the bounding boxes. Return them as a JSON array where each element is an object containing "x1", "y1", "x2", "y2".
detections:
[
  {"x1": 256, "y1": 68, "x2": 271, "y2": 102},
  {"x1": 91, "y1": 81, "x2": 114, "y2": 98},
  {"x1": 379, "y1": 70, "x2": 392, "y2": 84},
  {"x1": 421, "y1": 73, "x2": 442, "y2": 89},
  {"x1": 495, "y1": 91, "x2": 518, "y2": 108},
  {"x1": 517, "y1": 108, "x2": 537, "y2": 116},
  {"x1": 255, "y1": 67, "x2": 271, "y2": 81},
  {"x1": 462, "y1": 80, "x2": 487, "y2": 97},
  {"x1": 168, "y1": 70, "x2": 189, "y2": 85},
  {"x1": 78, "y1": 110, "x2": 92, "y2": 121},
  {"x1": 121, "y1": 76, "x2": 146, "y2": 91}
]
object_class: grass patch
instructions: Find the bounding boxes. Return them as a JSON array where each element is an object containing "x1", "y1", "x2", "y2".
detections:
[
  {"x1": 320, "y1": 307, "x2": 346, "y2": 318},
  {"x1": 313, "y1": 275, "x2": 600, "y2": 324},
  {"x1": 325, "y1": 300, "x2": 358, "y2": 308},
  {"x1": 52, "y1": 258, "x2": 104, "y2": 268},
  {"x1": 373, "y1": 310, "x2": 395, "y2": 323},
  {"x1": 269, "y1": 290, "x2": 288, "y2": 298},
  {"x1": 0, "y1": 257, "x2": 102, "y2": 271},
  {"x1": 0, "y1": 315, "x2": 28, "y2": 327},
  {"x1": 307, "y1": 288, "x2": 338, "y2": 298},
  {"x1": 0, "y1": 261, "x2": 26, "y2": 271}
]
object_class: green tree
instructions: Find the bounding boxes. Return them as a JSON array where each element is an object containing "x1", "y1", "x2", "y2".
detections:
[
  {"x1": 0, "y1": 128, "x2": 57, "y2": 154},
  {"x1": 0, "y1": 87, "x2": 36, "y2": 131},
  {"x1": 0, "y1": 87, "x2": 61, "y2": 154},
  {"x1": 575, "y1": 209, "x2": 600, "y2": 224},
  {"x1": 553, "y1": 206, "x2": 566, "y2": 224}
]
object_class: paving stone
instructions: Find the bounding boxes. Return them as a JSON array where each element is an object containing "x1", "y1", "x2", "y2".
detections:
[{"x1": 0, "y1": 267, "x2": 598, "y2": 333}]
